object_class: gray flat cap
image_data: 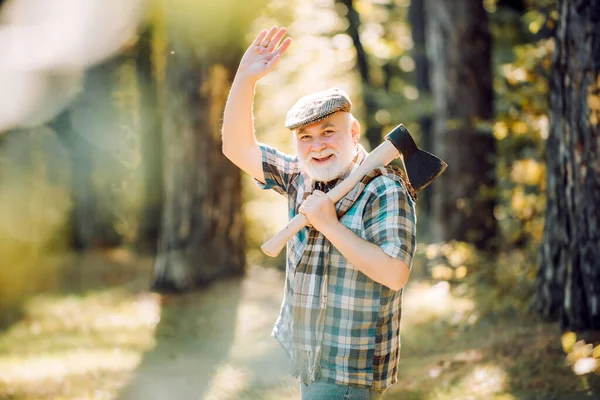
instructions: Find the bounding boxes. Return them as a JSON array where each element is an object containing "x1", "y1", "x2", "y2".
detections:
[{"x1": 285, "y1": 87, "x2": 352, "y2": 130}]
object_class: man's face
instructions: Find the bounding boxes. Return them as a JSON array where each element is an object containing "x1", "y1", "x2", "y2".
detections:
[{"x1": 295, "y1": 112, "x2": 359, "y2": 183}]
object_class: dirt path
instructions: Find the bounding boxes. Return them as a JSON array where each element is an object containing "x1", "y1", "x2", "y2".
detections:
[
  {"x1": 0, "y1": 252, "x2": 593, "y2": 400},
  {"x1": 120, "y1": 265, "x2": 298, "y2": 400}
]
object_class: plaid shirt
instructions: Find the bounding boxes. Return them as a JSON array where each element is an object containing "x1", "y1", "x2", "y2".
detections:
[{"x1": 256, "y1": 143, "x2": 416, "y2": 392}]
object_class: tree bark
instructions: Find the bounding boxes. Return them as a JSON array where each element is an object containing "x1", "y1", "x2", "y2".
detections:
[
  {"x1": 151, "y1": 31, "x2": 245, "y2": 291},
  {"x1": 425, "y1": 0, "x2": 497, "y2": 251},
  {"x1": 536, "y1": 0, "x2": 600, "y2": 331}
]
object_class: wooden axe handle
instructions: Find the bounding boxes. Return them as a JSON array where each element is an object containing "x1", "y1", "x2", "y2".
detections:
[{"x1": 261, "y1": 140, "x2": 401, "y2": 257}]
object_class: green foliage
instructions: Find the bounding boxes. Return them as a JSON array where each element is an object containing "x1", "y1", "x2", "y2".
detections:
[
  {"x1": 416, "y1": 240, "x2": 535, "y2": 321},
  {"x1": 490, "y1": 0, "x2": 556, "y2": 296},
  {"x1": 414, "y1": 3, "x2": 557, "y2": 315},
  {"x1": 150, "y1": 0, "x2": 268, "y2": 55},
  {"x1": 412, "y1": 0, "x2": 556, "y2": 305},
  {"x1": 407, "y1": 0, "x2": 557, "y2": 315},
  {"x1": 0, "y1": 0, "x2": 560, "y2": 317}
]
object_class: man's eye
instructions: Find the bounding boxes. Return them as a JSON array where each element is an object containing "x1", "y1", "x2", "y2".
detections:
[
  {"x1": 323, "y1": 130, "x2": 334, "y2": 135},
  {"x1": 300, "y1": 135, "x2": 310, "y2": 141}
]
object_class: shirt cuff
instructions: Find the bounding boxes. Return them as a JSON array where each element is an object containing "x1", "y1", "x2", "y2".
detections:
[
  {"x1": 254, "y1": 176, "x2": 271, "y2": 190},
  {"x1": 254, "y1": 144, "x2": 276, "y2": 191},
  {"x1": 380, "y1": 243, "x2": 413, "y2": 268}
]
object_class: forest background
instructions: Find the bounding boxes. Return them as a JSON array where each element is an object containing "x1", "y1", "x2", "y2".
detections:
[{"x1": 0, "y1": 0, "x2": 598, "y2": 399}]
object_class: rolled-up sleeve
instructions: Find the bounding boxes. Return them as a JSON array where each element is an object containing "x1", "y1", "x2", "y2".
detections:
[
  {"x1": 363, "y1": 178, "x2": 417, "y2": 267},
  {"x1": 255, "y1": 143, "x2": 301, "y2": 196}
]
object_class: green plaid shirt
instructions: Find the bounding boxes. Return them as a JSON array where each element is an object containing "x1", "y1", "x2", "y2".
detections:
[{"x1": 256, "y1": 143, "x2": 416, "y2": 392}]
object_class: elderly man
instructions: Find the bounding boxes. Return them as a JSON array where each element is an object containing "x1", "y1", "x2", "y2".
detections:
[{"x1": 221, "y1": 26, "x2": 417, "y2": 400}]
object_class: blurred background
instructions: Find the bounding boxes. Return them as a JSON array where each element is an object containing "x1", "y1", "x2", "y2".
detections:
[{"x1": 0, "y1": 0, "x2": 599, "y2": 398}]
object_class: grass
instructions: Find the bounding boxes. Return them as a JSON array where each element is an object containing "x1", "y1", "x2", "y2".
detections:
[{"x1": 0, "y1": 249, "x2": 597, "y2": 399}]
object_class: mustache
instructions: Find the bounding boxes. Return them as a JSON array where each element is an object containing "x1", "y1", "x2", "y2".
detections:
[{"x1": 304, "y1": 149, "x2": 337, "y2": 162}]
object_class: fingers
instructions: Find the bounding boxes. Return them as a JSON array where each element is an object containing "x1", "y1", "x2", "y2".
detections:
[
  {"x1": 266, "y1": 38, "x2": 292, "y2": 71},
  {"x1": 252, "y1": 29, "x2": 268, "y2": 47},
  {"x1": 306, "y1": 191, "x2": 322, "y2": 201},
  {"x1": 297, "y1": 204, "x2": 313, "y2": 227},
  {"x1": 255, "y1": 26, "x2": 291, "y2": 55},
  {"x1": 275, "y1": 37, "x2": 292, "y2": 56},
  {"x1": 264, "y1": 31, "x2": 291, "y2": 71},
  {"x1": 259, "y1": 26, "x2": 278, "y2": 48},
  {"x1": 298, "y1": 202, "x2": 309, "y2": 217},
  {"x1": 268, "y1": 27, "x2": 287, "y2": 51},
  {"x1": 300, "y1": 194, "x2": 315, "y2": 212},
  {"x1": 300, "y1": 191, "x2": 326, "y2": 210}
]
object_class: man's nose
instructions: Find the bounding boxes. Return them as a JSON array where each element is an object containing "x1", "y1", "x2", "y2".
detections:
[{"x1": 311, "y1": 137, "x2": 326, "y2": 152}]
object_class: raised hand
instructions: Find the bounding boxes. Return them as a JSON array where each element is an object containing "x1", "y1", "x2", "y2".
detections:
[{"x1": 236, "y1": 26, "x2": 292, "y2": 83}]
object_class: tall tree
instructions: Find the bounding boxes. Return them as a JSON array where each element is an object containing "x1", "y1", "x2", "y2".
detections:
[
  {"x1": 536, "y1": 0, "x2": 600, "y2": 331},
  {"x1": 52, "y1": 58, "x2": 127, "y2": 251},
  {"x1": 51, "y1": 110, "x2": 98, "y2": 251},
  {"x1": 425, "y1": 0, "x2": 497, "y2": 250},
  {"x1": 408, "y1": 0, "x2": 433, "y2": 216},
  {"x1": 135, "y1": 26, "x2": 163, "y2": 254},
  {"x1": 336, "y1": 0, "x2": 382, "y2": 151},
  {"x1": 150, "y1": 2, "x2": 253, "y2": 291}
]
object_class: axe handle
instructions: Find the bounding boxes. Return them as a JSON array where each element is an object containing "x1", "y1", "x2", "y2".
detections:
[{"x1": 261, "y1": 140, "x2": 401, "y2": 257}]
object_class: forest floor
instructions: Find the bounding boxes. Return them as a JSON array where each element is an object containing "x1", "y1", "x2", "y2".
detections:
[{"x1": 0, "y1": 249, "x2": 598, "y2": 400}]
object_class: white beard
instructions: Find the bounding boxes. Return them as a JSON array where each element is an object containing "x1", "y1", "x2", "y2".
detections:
[{"x1": 298, "y1": 136, "x2": 357, "y2": 183}]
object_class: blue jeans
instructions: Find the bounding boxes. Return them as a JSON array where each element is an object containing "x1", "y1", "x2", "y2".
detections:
[{"x1": 300, "y1": 380, "x2": 382, "y2": 400}]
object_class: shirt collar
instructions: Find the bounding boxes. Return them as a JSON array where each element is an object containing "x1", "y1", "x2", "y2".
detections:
[{"x1": 312, "y1": 179, "x2": 340, "y2": 193}]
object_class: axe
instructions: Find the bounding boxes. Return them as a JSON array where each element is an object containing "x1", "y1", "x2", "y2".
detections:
[{"x1": 261, "y1": 124, "x2": 447, "y2": 257}]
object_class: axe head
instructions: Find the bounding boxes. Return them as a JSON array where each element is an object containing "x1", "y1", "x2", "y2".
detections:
[{"x1": 385, "y1": 124, "x2": 448, "y2": 192}]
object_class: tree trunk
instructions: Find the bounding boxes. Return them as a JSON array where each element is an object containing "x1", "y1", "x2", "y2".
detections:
[
  {"x1": 425, "y1": 0, "x2": 497, "y2": 251},
  {"x1": 536, "y1": 0, "x2": 600, "y2": 331},
  {"x1": 135, "y1": 27, "x2": 163, "y2": 255},
  {"x1": 409, "y1": 0, "x2": 434, "y2": 216},
  {"x1": 337, "y1": 0, "x2": 383, "y2": 151},
  {"x1": 52, "y1": 57, "x2": 127, "y2": 251},
  {"x1": 51, "y1": 110, "x2": 97, "y2": 251},
  {"x1": 151, "y1": 31, "x2": 245, "y2": 291}
]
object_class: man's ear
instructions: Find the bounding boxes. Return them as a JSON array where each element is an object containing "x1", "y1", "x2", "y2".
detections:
[{"x1": 351, "y1": 116, "x2": 361, "y2": 144}]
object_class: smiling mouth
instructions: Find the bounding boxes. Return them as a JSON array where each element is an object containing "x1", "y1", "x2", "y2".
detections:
[{"x1": 312, "y1": 154, "x2": 334, "y2": 163}]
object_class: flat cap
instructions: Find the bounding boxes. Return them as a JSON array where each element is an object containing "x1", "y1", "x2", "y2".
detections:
[{"x1": 285, "y1": 87, "x2": 352, "y2": 130}]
